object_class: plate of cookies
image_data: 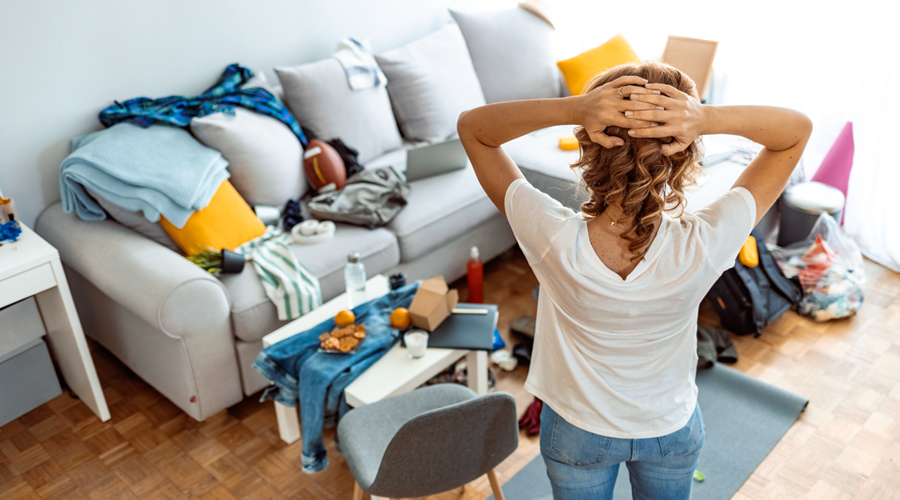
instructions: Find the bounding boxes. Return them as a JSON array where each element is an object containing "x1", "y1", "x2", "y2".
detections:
[{"x1": 318, "y1": 320, "x2": 367, "y2": 354}]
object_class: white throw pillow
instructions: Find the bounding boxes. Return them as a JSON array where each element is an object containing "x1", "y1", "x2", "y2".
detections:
[
  {"x1": 190, "y1": 75, "x2": 305, "y2": 207},
  {"x1": 450, "y1": 8, "x2": 560, "y2": 104},
  {"x1": 275, "y1": 59, "x2": 403, "y2": 164},
  {"x1": 375, "y1": 23, "x2": 486, "y2": 142}
]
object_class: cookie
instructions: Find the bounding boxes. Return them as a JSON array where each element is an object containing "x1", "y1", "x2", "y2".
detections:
[
  {"x1": 333, "y1": 326, "x2": 354, "y2": 339},
  {"x1": 352, "y1": 330, "x2": 366, "y2": 339},
  {"x1": 322, "y1": 337, "x2": 340, "y2": 350},
  {"x1": 339, "y1": 337, "x2": 359, "y2": 352},
  {"x1": 354, "y1": 324, "x2": 365, "y2": 333},
  {"x1": 319, "y1": 332, "x2": 332, "y2": 342}
]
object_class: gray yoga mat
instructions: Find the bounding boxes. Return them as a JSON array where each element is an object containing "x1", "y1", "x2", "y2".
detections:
[{"x1": 490, "y1": 363, "x2": 809, "y2": 500}]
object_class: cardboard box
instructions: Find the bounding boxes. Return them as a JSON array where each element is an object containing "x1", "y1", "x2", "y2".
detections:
[{"x1": 409, "y1": 276, "x2": 459, "y2": 332}]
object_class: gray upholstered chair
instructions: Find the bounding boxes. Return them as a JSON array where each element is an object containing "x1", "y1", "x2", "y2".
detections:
[{"x1": 337, "y1": 384, "x2": 518, "y2": 500}]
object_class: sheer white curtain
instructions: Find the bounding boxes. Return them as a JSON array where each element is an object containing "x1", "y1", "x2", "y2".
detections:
[
  {"x1": 842, "y1": 4, "x2": 900, "y2": 271},
  {"x1": 547, "y1": 0, "x2": 900, "y2": 270}
]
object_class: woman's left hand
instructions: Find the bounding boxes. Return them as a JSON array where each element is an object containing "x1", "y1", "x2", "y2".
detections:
[{"x1": 575, "y1": 75, "x2": 665, "y2": 149}]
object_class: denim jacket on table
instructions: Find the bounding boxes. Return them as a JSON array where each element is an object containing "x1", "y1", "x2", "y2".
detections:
[{"x1": 253, "y1": 282, "x2": 419, "y2": 473}]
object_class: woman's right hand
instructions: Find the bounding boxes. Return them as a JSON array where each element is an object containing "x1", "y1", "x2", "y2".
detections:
[{"x1": 624, "y1": 83, "x2": 708, "y2": 156}]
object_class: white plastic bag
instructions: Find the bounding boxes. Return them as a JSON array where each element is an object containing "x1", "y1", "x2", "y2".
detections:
[{"x1": 769, "y1": 213, "x2": 865, "y2": 321}]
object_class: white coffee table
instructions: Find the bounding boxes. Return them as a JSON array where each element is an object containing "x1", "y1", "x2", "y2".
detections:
[{"x1": 261, "y1": 274, "x2": 489, "y2": 444}]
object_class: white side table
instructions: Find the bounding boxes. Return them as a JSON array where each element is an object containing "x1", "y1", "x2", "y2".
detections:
[
  {"x1": 262, "y1": 274, "x2": 488, "y2": 444},
  {"x1": 0, "y1": 224, "x2": 109, "y2": 421}
]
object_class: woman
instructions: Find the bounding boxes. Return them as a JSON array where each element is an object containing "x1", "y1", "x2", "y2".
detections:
[{"x1": 457, "y1": 62, "x2": 811, "y2": 500}]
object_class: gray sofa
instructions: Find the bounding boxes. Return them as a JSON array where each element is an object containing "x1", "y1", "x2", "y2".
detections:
[{"x1": 35, "y1": 8, "x2": 587, "y2": 421}]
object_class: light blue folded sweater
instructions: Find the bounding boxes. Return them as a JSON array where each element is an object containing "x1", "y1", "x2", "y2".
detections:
[{"x1": 60, "y1": 123, "x2": 229, "y2": 228}]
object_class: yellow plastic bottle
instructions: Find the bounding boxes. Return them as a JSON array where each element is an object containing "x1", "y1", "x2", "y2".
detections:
[
  {"x1": 739, "y1": 236, "x2": 759, "y2": 267},
  {"x1": 559, "y1": 136, "x2": 579, "y2": 151}
]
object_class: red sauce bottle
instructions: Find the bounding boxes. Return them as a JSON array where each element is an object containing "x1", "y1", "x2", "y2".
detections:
[{"x1": 467, "y1": 246, "x2": 483, "y2": 303}]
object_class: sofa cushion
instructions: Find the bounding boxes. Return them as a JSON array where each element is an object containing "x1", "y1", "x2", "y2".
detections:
[
  {"x1": 450, "y1": 8, "x2": 560, "y2": 104},
  {"x1": 362, "y1": 144, "x2": 410, "y2": 170},
  {"x1": 220, "y1": 224, "x2": 400, "y2": 342},
  {"x1": 375, "y1": 23, "x2": 485, "y2": 142},
  {"x1": 557, "y1": 33, "x2": 641, "y2": 96},
  {"x1": 275, "y1": 59, "x2": 402, "y2": 164},
  {"x1": 190, "y1": 75, "x2": 306, "y2": 207},
  {"x1": 88, "y1": 189, "x2": 182, "y2": 253},
  {"x1": 387, "y1": 166, "x2": 499, "y2": 262},
  {"x1": 504, "y1": 126, "x2": 586, "y2": 211}
]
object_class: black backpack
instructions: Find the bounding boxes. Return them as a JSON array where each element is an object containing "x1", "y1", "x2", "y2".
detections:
[{"x1": 706, "y1": 232, "x2": 802, "y2": 337}]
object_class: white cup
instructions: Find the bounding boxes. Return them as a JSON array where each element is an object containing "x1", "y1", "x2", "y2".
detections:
[{"x1": 404, "y1": 330, "x2": 429, "y2": 359}]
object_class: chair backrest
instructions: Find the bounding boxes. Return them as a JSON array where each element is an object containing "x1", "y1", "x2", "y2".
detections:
[{"x1": 370, "y1": 390, "x2": 518, "y2": 498}]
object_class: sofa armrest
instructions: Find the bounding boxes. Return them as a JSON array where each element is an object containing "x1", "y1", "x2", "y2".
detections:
[{"x1": 35, "y1": 202, "x2": 231, "y2": 340}]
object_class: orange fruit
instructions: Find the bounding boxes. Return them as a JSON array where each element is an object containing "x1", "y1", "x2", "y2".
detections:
[
  {"x1": 335, "y1": 310, "x2": 355, "y2": 327},
  {"x1": 390, "y1": 307, "x2": 411, "y2": 329}
]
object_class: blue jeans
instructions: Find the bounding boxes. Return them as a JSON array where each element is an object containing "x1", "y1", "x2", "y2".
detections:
[
  {"x1": 254, "y1": 282, "x2": 419, "y2": 473},
  {"x1": 540, "y1": 403, "x2": 704, "y2": 500}
]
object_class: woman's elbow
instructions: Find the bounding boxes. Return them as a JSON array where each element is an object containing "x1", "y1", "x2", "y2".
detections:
[
  {"x1": 457, "y1": 109, "x2": 473, "y2": 138},
  {"x1": 458, "y1": 107, "x2": 496, "y2": 147},
  {"x1": 782, "y1": 111, "x2": 813, "y2": 151},
  {"x1": 799, "y1": 113, "x2": 813, "y2": 139}
]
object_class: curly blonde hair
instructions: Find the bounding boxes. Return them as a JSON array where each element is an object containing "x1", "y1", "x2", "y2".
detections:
[{"x1": 573, "y1": 61, "x2": 702, "y2": 261}]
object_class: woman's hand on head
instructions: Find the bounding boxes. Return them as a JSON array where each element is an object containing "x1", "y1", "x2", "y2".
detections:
[
  {"x1": 575, "y1": 76, "x2": 663, "y2": 149},
  {"x1": 623, "y1": 83, "x2": 707, "y2": 156}
]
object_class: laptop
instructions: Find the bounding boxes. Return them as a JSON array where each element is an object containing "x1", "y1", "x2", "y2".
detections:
[{"x1": 402, "y1": 138, "x2": 469, "y2": 182}]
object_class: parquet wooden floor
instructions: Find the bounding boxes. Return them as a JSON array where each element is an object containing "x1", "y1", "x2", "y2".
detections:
[{"x1": 1, "y1": 248, "x2": 898, "y2": 500}]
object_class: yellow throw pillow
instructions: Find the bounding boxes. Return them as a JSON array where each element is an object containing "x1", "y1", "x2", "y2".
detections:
[
  {"x1": 557, "y1": 34, "x2": 641, "y2": 96},
  {"x1": 161, "y1": 180, "x2": 266, "y2": 256}
]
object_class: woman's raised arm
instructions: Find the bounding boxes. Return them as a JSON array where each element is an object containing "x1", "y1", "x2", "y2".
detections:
[{"x1": 708, "y1": 105, "x2": 812, "y2": 224}]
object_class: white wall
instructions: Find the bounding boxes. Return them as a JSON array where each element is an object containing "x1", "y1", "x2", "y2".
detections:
[{"x1": 0, "y1": 0, "x2": 511, "y2": 227}]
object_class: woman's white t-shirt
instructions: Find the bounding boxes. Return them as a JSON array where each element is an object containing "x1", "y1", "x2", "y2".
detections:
[{"x1": 505, "y1": 178, "x2": 757, "y2": 439}]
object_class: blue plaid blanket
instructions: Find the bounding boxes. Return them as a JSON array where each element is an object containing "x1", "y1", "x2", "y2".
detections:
[{"x1": 98, "y1": 64, "x2": 308, "y2": 147}]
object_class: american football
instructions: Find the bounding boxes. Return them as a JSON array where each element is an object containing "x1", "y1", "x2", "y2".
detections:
[{"x1": 303, "y1": 139, "x2": 346, "y2": 191}]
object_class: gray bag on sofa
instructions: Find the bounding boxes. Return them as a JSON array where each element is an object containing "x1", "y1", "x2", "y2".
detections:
[{"x1": 308, "y1": 167, "x2": 410, "y2": 228}]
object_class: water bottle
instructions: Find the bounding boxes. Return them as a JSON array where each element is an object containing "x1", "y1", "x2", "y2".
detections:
[{"x1": 344, "y1": 252, "x2": 367, "y2": 308}]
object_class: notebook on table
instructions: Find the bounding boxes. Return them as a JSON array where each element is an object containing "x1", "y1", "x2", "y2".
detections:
[{"x1": 405, "y1": 303, "x2": 498, "y2": 351}]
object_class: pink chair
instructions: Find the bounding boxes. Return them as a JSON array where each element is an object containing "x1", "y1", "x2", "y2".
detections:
[{"x1": 811, "y1": 122, "x2": 854, "y2": 223}]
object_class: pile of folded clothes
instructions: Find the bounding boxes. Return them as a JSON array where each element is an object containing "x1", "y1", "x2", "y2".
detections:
[{"x1": 60, "y1": 123, "x2": 228, "y2": 228}]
